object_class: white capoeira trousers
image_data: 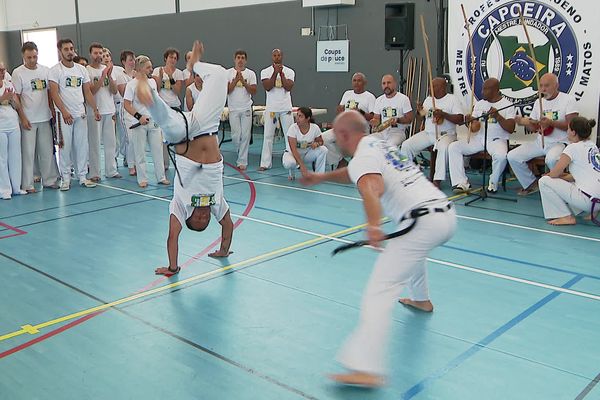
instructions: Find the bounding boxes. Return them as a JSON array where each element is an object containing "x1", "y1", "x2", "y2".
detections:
[
  {"x1": 538, "y1": 176, "x2": 595, "y2": 219},
  {"x1": 116, "y1": 102, "x2": 135, "y2": 168},
  {"x1": 401, "y1": 131, "x2": 456, "y2": 181},
  {"x1": 337, "y1": 209, "x2": 456, "y2": 375},
  {"x1": 131, "y1": 123, "x2": 165, "y2": 184},
  {"x1": 448, "y1": 137, "x2": 508, "y2": 186},
  {"x1": 261, "y1": 111, "x2": 294, "y2": 169},
  {"x1": 322, "y1": 129, "x2": 344, "y2": 167},
  {"x1": 21, "y1": 121, "x2": 59, "y2": 189},
  {"x1": 229, "y1": 108, "x2": 252, "y2": 167},
  {"x1": 0, "y1": 127, "x2": 22, "y2": 196},
  {"x1": 507, "y1": 138, "x2": 565, "y2": 189},
  {"x1": 282, "y1": 146, "x2": 328, "y2": 174},
  {"x1": 88, "y1": 113, "x2": 118, "y2": 178},
  {"x1": 57, "y1": 114, "x2": 89, "y2": 184},
  {"x1": 147, "y1": 62, "x2": 228, "y2": 145}
]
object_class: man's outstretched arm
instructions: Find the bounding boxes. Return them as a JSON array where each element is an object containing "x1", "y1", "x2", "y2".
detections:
[{"x1": 209, "y1": 210, "x2": 233, "y2": 258}]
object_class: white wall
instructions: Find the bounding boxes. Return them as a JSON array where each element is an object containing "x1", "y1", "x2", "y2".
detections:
[
  {"x1": 180, "y1": 0, "x2": 292, "y2": 12},
  {"x1": 0, "y1": 0, "x2": 294, "y2": 29},
  {"x1": 4, "y1": 0, "x2": 75, "y2": 30},
  {"x1": 78, "y1": 0, "x2": 175, "y2": 23}
]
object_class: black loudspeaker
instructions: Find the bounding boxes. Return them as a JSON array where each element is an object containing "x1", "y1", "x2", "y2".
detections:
[{"x1": 385, "y1": 3, "x2": 415, "y2": 50}]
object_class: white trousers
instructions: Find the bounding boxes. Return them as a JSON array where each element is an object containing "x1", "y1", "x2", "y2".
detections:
[
  {"x1": 116, "y1": 102, "x2": 134, "y2": 166},
  {"x1": 88, "y1": 113, "x2": 118, "y2": 178},
  {"x1": 131, "y1": 123, "x2": 165, "y2": 184},
  {"x1": 0, "y1": 127, "x2": 22, "y2": 196},
  {"x1": 371, "y1": 128, "x2": 406, "y2": 147},
  {"x1": 448, "y1": 137, "x2": 508, "y2": 186},
  {"x1": 229, "y1": 108, "x2": 253, "y2": 167},
  {"x1": 322, "y1": 129, "x2": 344, "y2": 167},
  {"x1": 539, "y1": 176, "x2": 594, "y2": 219},
  {"x1": 282, "y1": 146, "x2": 329, "y2": 174},
  {"x1": 261, "y1": 110, "x2": 294, "y2": 169},
  {"x1": 21, "y1": 121, "x2": 59, "y2": 189},
  {"x1": 147, "y1": 63, "x2": 227, "y2": 145},
  {"x1": 58, "y1": 114, "x2": 89, "y2": 184},
  {"x1": 401, "y1": 131, "x2": 456, "y2": 181},
  {"x1": 507, "y1": 139, "x2": 565, "y2": 189},
  {"x1": 337, "y1": 209, "x2": 456, "y2": 375}
]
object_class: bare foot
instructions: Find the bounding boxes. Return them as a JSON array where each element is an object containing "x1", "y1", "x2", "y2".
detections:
[
  {"x1": 237, "y1": 165, "x2": 247, "y2": 171},
  {"x1": 139, "y1": 181, "x2": 148, "y2": 188},
  {"x1": 399, "y1": 298, "x2": 434, "y2": 312},
  {"x1": 548, "y1": 215, "x2": 576, "y2": 225},
  {"x1": 517, "y1": 182, "x2": 539, "y2": 196},
  {"x1": 208, "y1": 250, "x2": 233, "y2": 258},
  {"x1": 155, "y1": 266, "x2": 180, "y2": 276},
  {"x1": 288, "y1": 175, "x2": 295, "y2": 181},
  {"x1": 329, "y1": 372, "x2": 384, "y2": 388},
  {"x1": 129, "y1": 167, "x2": 137, "y2": 176},
  {"x1": 258, "y1": 167, "x2": 268, "y2": 172}
]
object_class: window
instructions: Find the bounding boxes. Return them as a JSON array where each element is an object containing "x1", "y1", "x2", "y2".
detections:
[{"x1": 22, "y1": 28, "x2": 58, "y2": 68}]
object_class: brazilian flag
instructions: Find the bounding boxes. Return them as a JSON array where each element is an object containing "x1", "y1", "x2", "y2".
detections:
[{"x1": 495, "y1": 35, "x2": 550, "y2": 91}]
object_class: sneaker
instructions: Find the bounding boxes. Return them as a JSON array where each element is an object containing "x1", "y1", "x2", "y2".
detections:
[
  {"x1": 80, "y1": 180, "x2": 97, "y2": 188},
  {"x1": 452, "y1": 182, "x2": 471, "y2": 193},
  {"x1": 90, "y1": 176, "x2": 101, "y2": 183},
  {"x1": 1, "y1": 192, "x2": 11, "y2": 200},
  {"x1": 487, "y1": 182, "x2": 498, "y2": 193},
  {"x1": 60, "y1": 181, "x2": 71, "y2": 191},
  {"x1": 14, "y1": 190, "x2": 27, "y2": 195}
]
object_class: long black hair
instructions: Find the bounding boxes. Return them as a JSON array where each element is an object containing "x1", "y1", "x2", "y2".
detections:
[{"x1": 569, "y1": 117, "x2": 597, "y2": 140}]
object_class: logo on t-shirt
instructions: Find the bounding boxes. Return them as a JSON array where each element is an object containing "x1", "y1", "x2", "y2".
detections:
[
  {"x1": 275, "y1": 78, "x2": 283, "y2": 88},
  {"x1": 589, "y1": 147, "x2": 600, "y2": 172},
  {"x1": 162, "y1": 79, "x2": 172, "y2": 90},
  {"x1": 236, "y1": 79, "x2": 246, "y2": 88},
  {"x1": 543, "y1": 110, "x2": 560, "y2": 121},
  {"x1": 93, "y1": 76, "x2": 110, "y2": 86},
  {"x1": 191, "y1": 193, "x2": 216, "y2": 207},
  {"x1": 30, "y1": 78, "x2": 47, "y2": 91},
  {"x1": 65, "y1": 76, "x2": 82, "y2": 88},
  {"x1": 382, "y1": 107, "x2": 398, "y2": 118},
  {"x1": 346, "y1": 100, "x2": 359, "y2": 110}
]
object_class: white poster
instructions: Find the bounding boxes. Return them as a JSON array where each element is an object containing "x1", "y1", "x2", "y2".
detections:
[
  {"x1": 448, "y1": 0, "x2": 599, "y2": 137},
  {"x1": 316, "y1": 40, "x2": 349, "y2": 72}
]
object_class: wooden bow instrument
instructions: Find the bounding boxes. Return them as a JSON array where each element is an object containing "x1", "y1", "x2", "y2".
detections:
[
  {"x1": 420, "y1": 15, "x2": 439, "y2": 140},
  {"x1": 461, "y1": 4, "x2": 477, "y2": 143},
  {"x1": 518, "y1": 8, "x2": 545, "y2": 148}
]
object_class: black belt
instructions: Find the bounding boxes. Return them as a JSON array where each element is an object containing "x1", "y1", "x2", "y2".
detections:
[
  {"x1": 581, "y1": 190, "x2": 600, "y2": 227},
  {"x1": 332, "y1": 202, "x2": 453, "y2": 255}
]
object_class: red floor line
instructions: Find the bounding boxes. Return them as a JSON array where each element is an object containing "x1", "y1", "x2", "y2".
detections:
[
  {"x1": 0, "y1": 163, "x2": 256, "y2": 359},
  {"x1": 0, "y1": 222, "x2": 27, "y2": 239}
]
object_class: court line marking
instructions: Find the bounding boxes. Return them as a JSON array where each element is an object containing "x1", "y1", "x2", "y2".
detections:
[
  {"x1": 222, "y1": 176, "x2": 600, "y2": 243},
  {"x1": 401, "y1": 275, "x2": 585, "y2": 400},
  {"x1": 96, "y1": 182, "x2": 600, "y2": 302},
  {"x1": 0, "y1": 224, "x2": 365, "y2": 342}
]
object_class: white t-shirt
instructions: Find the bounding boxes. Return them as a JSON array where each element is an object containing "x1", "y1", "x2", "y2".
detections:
[
  {"x1": 348, "y1": 136, "x2": 447, "y2": 222},
  {"x1": 123, "y1": 78, "x2": 158, "y2": 125},
  {"x1": 530, "y1": 92, "x2": 577, "y2": 145},
  {"x1": 48, "y1": 62, "x2": 90, "y2": 116},
  {"x1": 152, "y1": 67, "x2": 184, "y2": 108},
  {"x1": 182, "y1": 68, "x2": 192, "y2": 82},
  {"x1": 472, "y1": 97, "x2": 516, "y2": 141},
  {"x1": 184, "y1": 83, "x2": 202, "y2": 112},
  {"x1": 169, "y1": 155, "x2": 229, "y2": 226},
  {"x1": 227, "y1": 68, "x2": 256, "y2": 112},
  {"x1": 11, "y1": 64, "x2": 52, "y2": 123},
  {"x1": 0, "y1": 82, "x2": 19, "y2": 131},
  {"x1": 422, "y1": 93, "x2": 463, "y2": 135},
  {"x1": 260, "y1": 65, "x2": 295, "y2": 112},
  {"x1": 373, "y1": 92, "x2": 413, "y2": 136},
  {"x1": 86, "y1": 65, "x2": 116, "y2": 115},
  {"x1": 112, "y1": 65, "x2": 125, "y2": 103},
  {"x1": 286, "y1": 122, "x2": 322, "y2": 152},
  {"x1": 339, "y1": 90, "x2": 376, "y2": 114},
  {"x1": 3, "y1": 72, "x2": 11, "y2": 82},
  {"x1": 563, "y1": 141, "x2": 600, "y2": 198}
]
